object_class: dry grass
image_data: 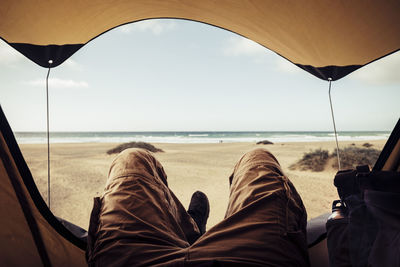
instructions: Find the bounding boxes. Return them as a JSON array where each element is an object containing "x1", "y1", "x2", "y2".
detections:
[
  {"x1": 332, "y1": 147, "x2": 381, "y2": 169},
  {"x1": 106, "y1": 142, "x2": 164, "y2": 154},
  {"x1": 289, "y1": 149, "x2": 330, "y2": 172},
  {"x1": 291, "y1": 146, "x2": 381, "y2": 171},
  {"x1": 362, "y1": 142, "x2": 373, "y2": 148},
  {"x1": 256, "y1": 140, "x2": 274, "y2": 145}
]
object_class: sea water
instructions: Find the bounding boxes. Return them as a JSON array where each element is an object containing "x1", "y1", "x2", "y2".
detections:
[{"x1": 14, "y1": 131, "x2": 390, "y2": 144}]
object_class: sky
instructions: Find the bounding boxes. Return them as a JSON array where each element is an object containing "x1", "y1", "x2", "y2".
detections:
[{"x1": 0, "y1": 19, "x2": 399, "y2": 132}]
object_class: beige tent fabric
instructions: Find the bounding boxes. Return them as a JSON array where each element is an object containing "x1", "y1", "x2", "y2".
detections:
[
  {"x1": 1, "y1": 0, "x2": 399, "y2": 68},
  {"x1": 0, "y1": 148, "x2": 42, "y2": 265},
  {"x1": 0, "y1": 133, "x2": 86, "y2": 266}
]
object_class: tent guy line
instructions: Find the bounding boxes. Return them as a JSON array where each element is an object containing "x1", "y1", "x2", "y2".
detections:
[
  {"x1": 46, "y1": 60, "x2": 53, "y2": 209},
  {"x1": 328, "y1": 78, "x2": 341, "y2": 171}
]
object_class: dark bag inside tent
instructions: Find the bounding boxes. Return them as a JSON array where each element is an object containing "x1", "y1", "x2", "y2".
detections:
[{"x1": 325, "y1": 121, "x2": 400, "y2": 266}]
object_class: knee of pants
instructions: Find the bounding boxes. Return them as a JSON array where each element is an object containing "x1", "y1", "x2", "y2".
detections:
[
  {"x1": 229, "y1": 148, "x2": 280, "y2": 185},
  {"x1": 108, "y1": 148, "x2": 167, "y2": 185},
  {"x1": 118, "y1": 148, "x2": 155, "y2": 161},
  {"x1": 244, "y1": 148, "x2": 277, "y2": 160},
  {"x1": 236, "y1": 148, "x2": 280, "y2": 170}
]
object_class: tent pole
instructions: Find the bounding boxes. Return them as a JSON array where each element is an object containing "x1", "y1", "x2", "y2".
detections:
[
  {"x1": 46, "y1": 60, "x2": 53, "y2": 209},
  {"x1": 328, "y1": 78, "x2": 341, "y2": 170}
]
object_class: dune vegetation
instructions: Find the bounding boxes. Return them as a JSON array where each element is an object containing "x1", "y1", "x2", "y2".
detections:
[
  {"x1": 331, "y1": 147, "x2": 381, "y2": 169},
  {"x1": 106, "y1": 141, "x2": 164, "y2": 154},
  {"x1": 289, "y1": 149, "x2": 330, "y2": 172},
  {"x1": 290, "y1": 146, "x2": 381, "y2": 172}
]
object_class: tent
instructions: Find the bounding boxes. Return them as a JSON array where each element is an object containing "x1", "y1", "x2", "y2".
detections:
[
  {"x1": 1, "y1": 1, "x2": 399, "y2": 266},
  {"x1": 1, "y1": 1, "x2": 399, "y2": 80}
]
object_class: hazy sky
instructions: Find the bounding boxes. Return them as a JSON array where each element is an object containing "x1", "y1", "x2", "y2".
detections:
[{"x1": 1, "y1": 19, "x2": 399, "y2": 132}]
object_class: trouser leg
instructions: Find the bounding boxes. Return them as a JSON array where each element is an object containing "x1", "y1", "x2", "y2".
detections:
[
  {"x1": 86, "y1": 148, "x2": 200, "y2": 267},
  {"x1": 189, "y1": 148, "x2": 309, "y2": 266}
]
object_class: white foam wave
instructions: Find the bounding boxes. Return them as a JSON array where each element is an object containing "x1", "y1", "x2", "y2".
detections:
[{"x1": 16, "y1": 133, "x2": 390, "y2": 144}]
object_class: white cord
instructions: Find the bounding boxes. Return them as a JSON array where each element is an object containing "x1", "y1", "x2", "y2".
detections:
[
  {"x1": 46, "y1": 60, "x2": 53, "y2": 208},
  {"x1": 328, "y1": 78, "x2": 341, "y2": 170}
]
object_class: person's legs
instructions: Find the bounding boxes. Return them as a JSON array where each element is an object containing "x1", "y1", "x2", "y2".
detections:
[
  {"x1": 188, "y1": 148, "x2": 309, "y2": 266},
  {"x1": 86, "y1": 148, "x2": 200, "y2": 267}
]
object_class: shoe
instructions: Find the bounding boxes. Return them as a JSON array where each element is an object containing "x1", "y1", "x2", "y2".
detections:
[{"x1": 188, "y1": 191, "x2": 210, "y2": 235}]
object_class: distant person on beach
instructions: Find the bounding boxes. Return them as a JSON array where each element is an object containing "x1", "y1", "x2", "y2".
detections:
[{"x1": 86, "y1": 148, "x2": 309, "y2": 266}]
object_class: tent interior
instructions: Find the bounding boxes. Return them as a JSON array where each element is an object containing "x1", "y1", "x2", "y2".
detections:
[{"x1": 1, "y1": 1, "x2": 399, "y2": 266}]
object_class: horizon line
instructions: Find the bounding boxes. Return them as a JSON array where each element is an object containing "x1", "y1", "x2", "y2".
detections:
[{"x1": 14, "y1": 130, "x2": 392, "y2": 133}]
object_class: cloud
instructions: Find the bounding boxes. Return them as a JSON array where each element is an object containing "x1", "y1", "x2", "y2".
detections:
[
  {"x1": 25, "y1": 78, "x2": 89, "y2": 88},
  {"x1": 118, "y1": 19, "x2": 177, "y2": 35},
  {"x1": 0, "y1": 40, "x2": 24, "y2": 65},
  {"x1": 223, "y1": 36, "x2": 271, "y2": 56},
  {"x1": 351, "y1": 51, "x2": 400, "y2": 85}
]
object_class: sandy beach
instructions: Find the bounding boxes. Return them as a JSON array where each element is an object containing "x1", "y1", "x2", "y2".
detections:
[{"x1": 19, "y1": 140, "x2": 386, "y2": 230}]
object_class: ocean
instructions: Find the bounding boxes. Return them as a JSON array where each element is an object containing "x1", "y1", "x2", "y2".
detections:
[{"x1": 14, "y1": 131, "x2": 390, "y2": 144}]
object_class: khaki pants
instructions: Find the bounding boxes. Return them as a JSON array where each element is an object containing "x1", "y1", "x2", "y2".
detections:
[{"x1": 87, "y1": 148, "x2": 309, "y2": 266}]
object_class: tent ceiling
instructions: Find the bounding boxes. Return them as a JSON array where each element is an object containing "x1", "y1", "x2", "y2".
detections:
[{"x1": 1, "y1": 0, "x2": 399, "y2": 80}]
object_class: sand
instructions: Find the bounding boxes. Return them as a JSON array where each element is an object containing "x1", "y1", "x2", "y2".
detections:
[{"x1": 19, "y1": 140, "x2": 386, "y2": 230}]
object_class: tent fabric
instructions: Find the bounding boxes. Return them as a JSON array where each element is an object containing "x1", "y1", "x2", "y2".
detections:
[
  {"x1": 0, "y1": 144, "x2": 44, "y2": 266},
  {"x1": 0, "y1": 107, "x2": 86, "y2": 266},
  {"x1": 374, "y1": 119, "x2": 400, "y2": 171},
  {"x1": 1, "y1": 0, "x2": 400, "y2": 80}
]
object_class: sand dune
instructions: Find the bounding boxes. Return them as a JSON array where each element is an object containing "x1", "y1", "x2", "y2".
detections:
[{"x1": 19, "y1": 140, "x2": 386, "y2": 230}]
